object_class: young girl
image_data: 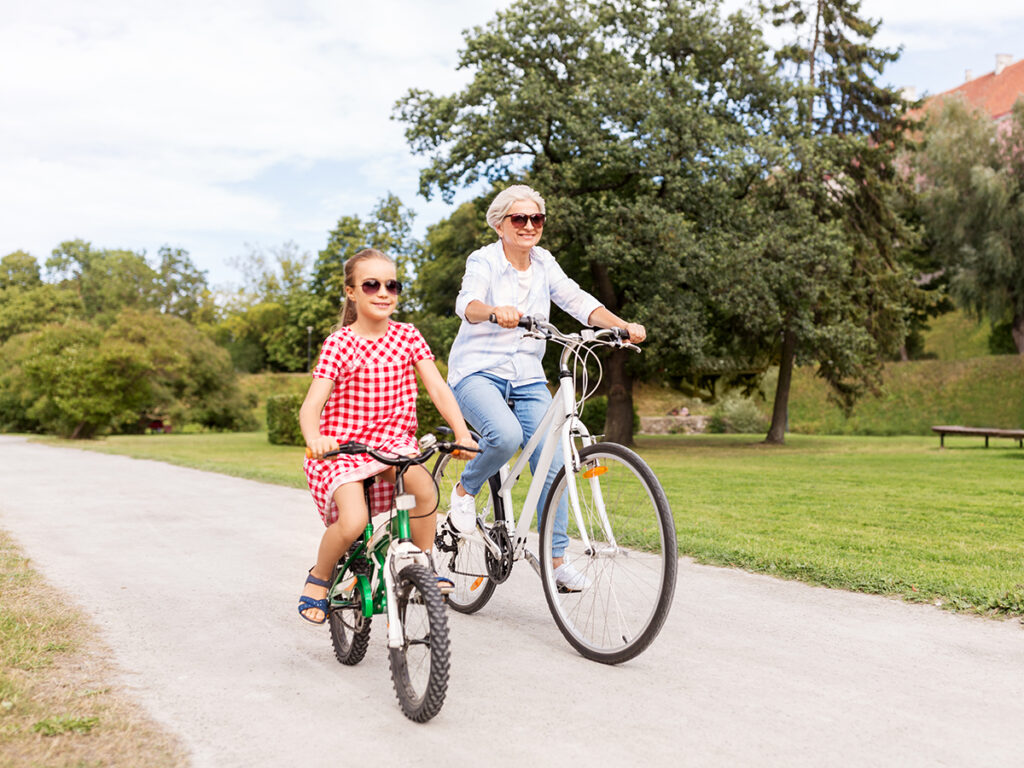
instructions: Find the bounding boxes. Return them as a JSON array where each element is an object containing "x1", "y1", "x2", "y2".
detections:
[{"x1": 297, "y1": 248, "x2": 477, "y2": 625}]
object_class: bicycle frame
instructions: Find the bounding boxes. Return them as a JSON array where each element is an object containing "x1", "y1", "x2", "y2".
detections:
[
  {"x1": 483, "y1": 327, "x2": 623, "y2": 569},
  {"x1": 329, "y1": 488, "x2": 431, "y2": 650}
]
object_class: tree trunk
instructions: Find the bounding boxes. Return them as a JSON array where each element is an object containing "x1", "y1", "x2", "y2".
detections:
[
  {"x1": 765, "y1": 328, "x2": 797, "y2": 445},
  {"x1": 603, "y1": 347, "x2": 635, "y2": 445},
  {"x1": 1013, "y1": 312, "x2": 1024, "y2": 355}
]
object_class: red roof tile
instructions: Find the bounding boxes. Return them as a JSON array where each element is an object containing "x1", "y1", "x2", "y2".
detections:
[{"x1": 927, "y1": 57, "x2": 1024, "y2": 120}]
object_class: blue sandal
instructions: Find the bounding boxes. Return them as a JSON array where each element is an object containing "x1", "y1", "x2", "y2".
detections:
[
  {"x1": 435, "y1": 575, "x2": 455, "y2": 595},
  {"x1": 298, "y1": 569, "x2": 331, "y2": 625}
]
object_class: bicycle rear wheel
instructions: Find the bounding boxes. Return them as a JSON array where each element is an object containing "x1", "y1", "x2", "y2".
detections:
[
  {"x1": 388, "y1": 564, "x2": 450, "y2": 723},
  {"x1": 432, "y1": 451, "x2": 497, "y2": 614},
  {"x1": 329, "y1": 556, "x2": 372, "y2": 665},
  {"x1": 539, "y1": 442, "x2": 677, "y2": 664}
]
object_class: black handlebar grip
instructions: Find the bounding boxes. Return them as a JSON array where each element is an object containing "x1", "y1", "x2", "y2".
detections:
[{"x1": 488, "y1": 313, "x2": 533, "y2": 330}]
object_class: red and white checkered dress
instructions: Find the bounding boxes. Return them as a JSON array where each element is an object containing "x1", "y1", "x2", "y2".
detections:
[{"x1": 303, "y1": 321, "x2": 434, "y2": 526}]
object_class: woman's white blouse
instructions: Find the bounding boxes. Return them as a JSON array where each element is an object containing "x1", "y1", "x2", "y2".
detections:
[{"x1": 447, "y1": 241, "x2": 603, "y2": 388}]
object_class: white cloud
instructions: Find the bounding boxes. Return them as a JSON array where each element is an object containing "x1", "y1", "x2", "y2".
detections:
[
  {"x1": 3, "y1": 0, "x2": 1023, "y2": 281},
  {"x1": 0, "y1": 0, "x2": 509, "y2": 271}
]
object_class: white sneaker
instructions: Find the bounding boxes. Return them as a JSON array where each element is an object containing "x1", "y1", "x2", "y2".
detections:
[
  {"x1": 447, "y1": 485, "x2": 477, "y2": 533},
  {"x1": 553, "y1": 562, "x2": 591, "y2": 593}
]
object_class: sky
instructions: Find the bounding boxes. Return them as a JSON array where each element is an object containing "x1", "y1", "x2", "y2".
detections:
[{"x1": 3, "y1": 0, "x2": 1024, "y2": 288}]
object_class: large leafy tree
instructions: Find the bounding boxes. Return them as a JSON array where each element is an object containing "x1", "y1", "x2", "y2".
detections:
[
  {"x1": 44, "y1": 239, "x2": 213, "y2": 325},
  {"x1": 916, "y1": 98, "x2": 1024, "y2": 354},
  {"x1": 0, "y1": 251, "x2": 82, "y2": 343},
  {"x1": 410, "y1": 200, "x2": 493, "y2": 358},
  {"x1": 396, "y1": 0, "x2": 791, "y2": 443},
  {"x1": 220, "y1": 241, "x2": 317, "y2": 372},
  {"x1": 0, "y1": 310, "x2": 253, "y2": 438},
  {"x1": 753, "y1": 0, "x2": 923, "y2": 443}
]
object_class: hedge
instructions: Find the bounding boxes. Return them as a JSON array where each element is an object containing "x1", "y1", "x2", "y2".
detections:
[{"x1": 266, "y1": 394, "x2": 304, "y2": 446}]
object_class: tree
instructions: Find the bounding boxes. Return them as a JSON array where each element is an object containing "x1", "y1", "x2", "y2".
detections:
[
  {"x1": 221, "y1": 242, "x2": 316, "y2": 371},
  {"x1": 0, "y1": 310, "x2": 255, "y2": 438},
  {"x1": 0, "y1": 320, "x2": 151, "y2": 439},
  {"x1": 0, "y1": 251, "x2": 42, "y2": 290},
  {"x1": 409, "y1": 200, "x2": 492, "y2": 358},
  {"x1": 155, "y1": 246, "x2": 215, "y2": 323},
  {"x1": 916, "y1": 98, "x2": 1024, "y2": 354},
  {"x1": 0, "y1": 251, "x2": 82, "y2": 343},
  {"x1": 396, "y1": 0, "x2": 791, "y2": 443},
  {"x1": 47, "y1": 239, "x2": 161, "y2": 323},
  {"x1": 754, "y1": 0, "x2": 923, "y2": 443}
]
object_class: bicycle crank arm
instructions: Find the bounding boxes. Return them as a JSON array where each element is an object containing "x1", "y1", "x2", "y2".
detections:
[
  {"x1": 475, "y1": 518, "x2": 504, "y2": 559},
  {"x1": 522, "y1": 548, "x2": 542, "y2": 577}
]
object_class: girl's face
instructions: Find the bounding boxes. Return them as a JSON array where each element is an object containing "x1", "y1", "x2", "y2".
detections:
[{"x1": 345, "y1": 257, "x2": 399, "y2": 323}]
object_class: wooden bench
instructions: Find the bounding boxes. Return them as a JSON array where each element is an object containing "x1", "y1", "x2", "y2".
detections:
[{"x1": 931, "y1": 425, "x2": 1024, "y2": 448}]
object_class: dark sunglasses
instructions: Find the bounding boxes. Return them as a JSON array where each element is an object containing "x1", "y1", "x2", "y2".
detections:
[
  {"x1": 503, "y1": 213, "x2": 546, "y2": 228},
  {"x1": 359, "y1": 278, "x2": 402, "y2": 296}
]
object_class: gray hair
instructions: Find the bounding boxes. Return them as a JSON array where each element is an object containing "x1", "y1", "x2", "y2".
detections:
[{"x1": 485, "y1": 185, "x2": 546, "y2": 230}]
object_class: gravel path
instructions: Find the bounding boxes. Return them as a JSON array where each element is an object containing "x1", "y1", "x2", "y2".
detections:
[{"x1": 1, "y1": 435, "x2": 1022, "y2": 767}]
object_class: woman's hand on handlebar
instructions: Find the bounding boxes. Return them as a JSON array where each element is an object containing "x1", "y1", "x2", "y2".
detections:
[
  {"x1": 489, "y1": 305, "x2": 522, "y2": 329},
  {"x1": 305, "y1": 435, "x2": 339, "y2": 460},
  {"x1": 623, "y1": 322, "x2": 646, "y2": 344}
]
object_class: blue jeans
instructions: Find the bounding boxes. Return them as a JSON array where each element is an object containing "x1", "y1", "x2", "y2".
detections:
[{"x1": 453, "y1": 373, "x2": 569, "y2": 558}]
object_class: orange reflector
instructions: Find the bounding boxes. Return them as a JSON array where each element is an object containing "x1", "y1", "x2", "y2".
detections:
[
  {"x1": 582, "y1": 466, "x2": 608, "y2": 478},
  {"x1": 470, "y1": 577, "x2": 485, "y2": 591}
]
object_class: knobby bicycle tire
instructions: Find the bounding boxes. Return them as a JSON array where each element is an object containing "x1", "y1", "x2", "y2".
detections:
[{"x1": 388, "y1": 564, "x2": 450, "y2": 722}]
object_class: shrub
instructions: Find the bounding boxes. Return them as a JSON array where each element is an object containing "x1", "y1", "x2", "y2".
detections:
[
  {"x1": 415, "y1": 359, "x2": 448, "y2": 438},
  {"x1": 266, "y1": 394, "x2": 304, "y2": 445},
  {"x1": 709, "y1": 396, "x2": 768, "y2": 434},
  {"x1": 579, "y1": 395, "x2": 639, "y2": 436}
]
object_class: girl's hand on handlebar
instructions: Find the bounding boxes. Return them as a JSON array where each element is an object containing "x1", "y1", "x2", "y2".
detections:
[
  {"x1": 451, "y1": 435, "x2": 479, "y2": 461},
  {"x1": 305, "y1": 435, "x2": 339, "y2": 460},
  {"x1": 489, "y1": 306, "x2": 522, "y2": 329}
]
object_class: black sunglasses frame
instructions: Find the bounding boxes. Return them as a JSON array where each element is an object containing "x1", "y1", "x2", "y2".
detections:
[
  {"x1": 503, "y1": 213, "x2": 546, "y2": 228},
  {"x1": 359, "y1": 278, "x2": 402, "y2": 296}
]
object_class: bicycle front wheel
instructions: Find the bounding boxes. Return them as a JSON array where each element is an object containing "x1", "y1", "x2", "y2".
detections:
[
  {"x1": 432, "y1": 451, "x2": 497, "y2": 614},
  {"x1": 540, "y1": 442, "x2": 677, "y2": 664},
  {"x1": 388, "y1": 564, "x2": 450, "y2": 723}
]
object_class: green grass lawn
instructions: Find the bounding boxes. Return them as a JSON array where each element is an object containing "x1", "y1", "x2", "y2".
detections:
[{"x1": 34, "y1": 431, "x2": 1024, "y2": 618}]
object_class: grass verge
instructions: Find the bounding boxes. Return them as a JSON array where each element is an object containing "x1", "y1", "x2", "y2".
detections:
[
  {"x1": 35, "y1": 431, "x2": 1024, "y2": 620},
  {"x1": 0, "y1": 531, "x2": 186, "y2": 768}
]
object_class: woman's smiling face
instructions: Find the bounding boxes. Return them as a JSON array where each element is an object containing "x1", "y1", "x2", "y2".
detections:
[
  {"x1": 496, "y1": 198, "x2": 544, "y2": 251},
  {"x1": 345, "y1": 257, "x2": 399, "y2": 323}
]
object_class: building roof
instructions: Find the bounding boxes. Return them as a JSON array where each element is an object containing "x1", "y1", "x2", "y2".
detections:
[{"x1": 927, "y1": 56, "x2": 1024, "y2": 121}]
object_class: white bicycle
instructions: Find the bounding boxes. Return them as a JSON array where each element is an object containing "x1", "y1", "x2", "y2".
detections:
[{"x1": 432, "y1": 316, "x2": 677, "y2": 664}]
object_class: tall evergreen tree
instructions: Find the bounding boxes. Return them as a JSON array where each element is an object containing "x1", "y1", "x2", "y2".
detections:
[{"x1": 756, "y1": 0, "x2": 922, "y2": 443}]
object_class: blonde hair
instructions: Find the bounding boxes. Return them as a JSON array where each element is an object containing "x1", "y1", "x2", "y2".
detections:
[
  {"x1": 337, "y1": 249, "x2": 395, "y2": 327},
  {"x1": 485, "y1": 185, "x2": 546, "y2": 231}
]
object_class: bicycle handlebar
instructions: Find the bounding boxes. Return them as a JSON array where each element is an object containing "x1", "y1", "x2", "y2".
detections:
[
  {"x1": 305, "y1": 438, "x2": 478, "y2": 463},
  {"x1": 488, "y1": 314, "x2": 633, "y2": 344}
]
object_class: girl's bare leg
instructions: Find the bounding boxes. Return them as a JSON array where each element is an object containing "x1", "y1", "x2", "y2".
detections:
[{"x1": 300, "y1": 483, "x2": 369, "y2": 623}]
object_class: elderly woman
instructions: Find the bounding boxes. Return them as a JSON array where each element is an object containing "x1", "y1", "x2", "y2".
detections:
[{"x1": 445, "y1": 184, "x2": 645, "y2": 591}]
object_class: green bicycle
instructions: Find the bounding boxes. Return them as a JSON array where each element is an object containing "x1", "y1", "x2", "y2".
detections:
[{"x1": 308, "y1": 435, "x2": 474, "y2": 722}]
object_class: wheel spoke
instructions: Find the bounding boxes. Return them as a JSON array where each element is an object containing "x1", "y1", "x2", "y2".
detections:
[{"x1": 540, "y1": 444, "x2": 677, "y2": 663}]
